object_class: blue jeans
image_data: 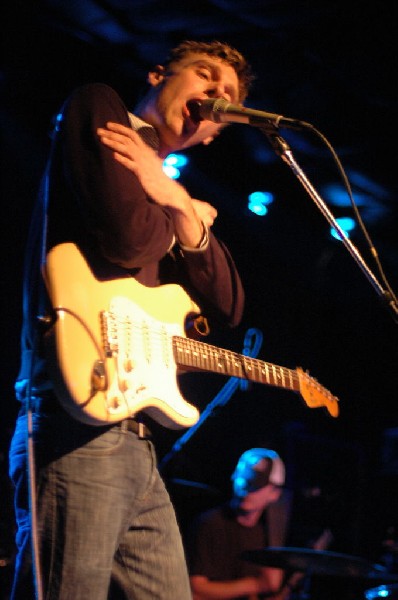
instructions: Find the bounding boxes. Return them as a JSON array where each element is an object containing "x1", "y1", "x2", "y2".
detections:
[{"x1": 9, "y1": 404, "x2": 192, "y2": 599}]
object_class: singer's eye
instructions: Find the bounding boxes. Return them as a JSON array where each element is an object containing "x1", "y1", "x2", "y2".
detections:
[{"x1": 197, "y1": 69, "x2": 211, "y2": 80}]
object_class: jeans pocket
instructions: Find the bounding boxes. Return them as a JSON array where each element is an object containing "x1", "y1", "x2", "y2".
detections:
[{"x1": 69, "y1": 424, "x2": 125, "y2": 456}]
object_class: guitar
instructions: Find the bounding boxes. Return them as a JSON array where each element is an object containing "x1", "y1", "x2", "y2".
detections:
[{"x1": 43, "y1": 243, "x2": 339, "y2": 428}]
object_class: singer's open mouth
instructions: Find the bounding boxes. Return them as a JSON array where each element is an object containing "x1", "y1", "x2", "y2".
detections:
[{"x1": 185, "y1": 99, "x2": 203, "y2": 124}]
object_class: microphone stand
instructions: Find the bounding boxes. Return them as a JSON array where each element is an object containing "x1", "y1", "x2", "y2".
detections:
[
  {"x1": 159, "y1": 328, "x2": 263, "y2": 472},
  {"x1": 260, "y1": 126, "x2": 398, "y2": 324}
]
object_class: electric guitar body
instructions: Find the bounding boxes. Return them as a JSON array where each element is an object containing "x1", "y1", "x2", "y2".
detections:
[{"x1": 43, "y1": 243, "x2": 339, "y2": 428}]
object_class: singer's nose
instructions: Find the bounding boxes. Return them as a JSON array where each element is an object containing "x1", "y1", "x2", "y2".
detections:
[{"x1": 206, "y1": 82, "x2": 225, "y2": 99}]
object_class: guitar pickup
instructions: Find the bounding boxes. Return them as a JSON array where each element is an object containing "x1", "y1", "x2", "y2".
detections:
[{"x1": 91, "y1": 359, "x2": 107, "y2": 391}]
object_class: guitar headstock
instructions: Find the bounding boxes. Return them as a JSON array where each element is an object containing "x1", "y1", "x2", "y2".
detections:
[{"x1": 296, "y1": 367, "x2": 339, "y2": 417}]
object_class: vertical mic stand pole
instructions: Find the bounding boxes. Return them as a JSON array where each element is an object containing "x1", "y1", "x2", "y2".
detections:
[{"x1": 261, "y1": 128, "x2": 398, "y2": 324}]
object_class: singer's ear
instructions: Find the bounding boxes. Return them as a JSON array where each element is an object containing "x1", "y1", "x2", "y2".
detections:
[{"x1": 147, "y1": 65, "x2": 166, "y2": 87}]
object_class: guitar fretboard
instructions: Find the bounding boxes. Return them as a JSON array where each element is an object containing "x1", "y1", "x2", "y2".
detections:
[{"x1": 173, "y1": 336, "x2": 300, "y2": 392}]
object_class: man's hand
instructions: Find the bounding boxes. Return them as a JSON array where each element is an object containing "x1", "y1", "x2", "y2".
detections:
[
  {"x1": 97, "y1": 122, "x2": 186, "y2": 209},
  {"x1": 97, "y1": 122, "x2": 218, "y2": 247},
  {"x1": 191, "y1": 199, "x2": 217, "y2": 228}
]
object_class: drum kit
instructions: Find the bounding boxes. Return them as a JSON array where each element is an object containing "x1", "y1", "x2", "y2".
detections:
[
  {"x1": 168, "y1": 478, "x2": 398, "y2": 598},
  {"x1": 241, "y1": 546, "x2": 398, "y2": 599}
]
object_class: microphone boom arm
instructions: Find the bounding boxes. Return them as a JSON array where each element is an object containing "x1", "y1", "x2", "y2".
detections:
[{"x1": 262, "y1": 128, "x2": 398, "y2": 323}]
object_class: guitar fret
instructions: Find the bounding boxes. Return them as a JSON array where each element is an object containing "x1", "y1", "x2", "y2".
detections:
[
  {"x1": 287, "y1": 368, "x2": 293, "y2": 389},
  {"x1": 172, "y1": 337, "x2": 301, "y2": 394},
  {"x1": 232, "y1": 356, "x2": 244, "y2": 377},
  {"x1": 243, "y1": 357, "x2": 253, "y2": 377},
  {"x1": 167, "y1": 315, "x2": 319, "y2": 401},
  {"x1": 212, "y1": 348, "x2": 226, "y2": 374},
  {"x1": 262, "y1": 362, "x2": 270, "y2": 384},
  {"x1": 271, "y1": 365, "x2": 278, "y2": 385},
  {"x1": 246, "y1": 359, "x2": 298, "y2": 391}
]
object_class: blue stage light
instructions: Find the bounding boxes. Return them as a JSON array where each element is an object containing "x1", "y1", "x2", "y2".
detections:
[
  {"x1": 248, "y1": 191, "x2": 274, "y2": 216},
  {"x1": 162, "y1": 164, "x2": 180, "y2": 179},
  {"x1": 163, "y1": 153, "x2": 189, "y2": 179},
  {"x1": 249, "y1": 203, "x2": 268, "y2": 216},
  {"x1": 248, "y1": 191, "x2": 274, "y2": 206},
  {"x1": 330, "y1": 217, "x2": 356, "y2": 240},
  {"x1": 164, "y1": 153, "x2": 189, "y2": 168}
]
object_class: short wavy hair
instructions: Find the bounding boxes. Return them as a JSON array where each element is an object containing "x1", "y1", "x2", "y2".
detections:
[{"x1": 164, "y1": 40, "x2": 255, "y2": 102}]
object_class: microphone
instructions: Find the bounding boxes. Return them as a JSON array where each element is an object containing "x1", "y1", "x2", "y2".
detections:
[{"x1": 188, "y1": 98, "x2": 309, "y2": 131}]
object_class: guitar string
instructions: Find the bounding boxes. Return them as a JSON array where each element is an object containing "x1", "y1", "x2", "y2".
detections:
[{"x1": 108, "y1": 310, "x2": 337, "y2": 411}]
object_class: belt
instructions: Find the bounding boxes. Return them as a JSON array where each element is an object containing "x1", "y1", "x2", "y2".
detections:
[
  {"x1": 20, "y1": 396, "x2": 151, "y2": 438},
  {"x1": 117, "y1": 418, "x2": 152, "y2": 439}
]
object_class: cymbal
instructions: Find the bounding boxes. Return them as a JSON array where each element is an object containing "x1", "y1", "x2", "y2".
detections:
[
  {"x1": 241, "y1": 547, "x2": 391, "y2": 579},
  {"x1": 166, "y1": 478, "x2": 220, "y2": 497}
]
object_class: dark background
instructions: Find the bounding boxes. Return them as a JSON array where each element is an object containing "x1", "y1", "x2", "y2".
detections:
[{"x1": 1, "y1": 1, "x2": 398, "y2": 597}]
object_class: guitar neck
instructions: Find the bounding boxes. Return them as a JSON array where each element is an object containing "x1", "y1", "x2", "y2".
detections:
[{"x1": 173, "y1": 336, "x2": 300, "y2": 393}]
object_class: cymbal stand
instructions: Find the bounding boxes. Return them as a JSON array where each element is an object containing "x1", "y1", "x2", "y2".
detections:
[{"x1": 287, "y1": 569, "x2": 312, "y2": 600}]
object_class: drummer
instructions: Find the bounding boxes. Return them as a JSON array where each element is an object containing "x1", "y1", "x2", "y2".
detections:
[{"x1": 186, "y1": 448, "x2": 288, "y2": 599}]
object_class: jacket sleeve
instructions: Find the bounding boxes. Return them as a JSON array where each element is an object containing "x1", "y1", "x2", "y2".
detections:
[
  {"x1": 59, "y1": 83, "x2": 244, "y2": 326},
  {"x1": 174, "y1": 231, "x2": 245, "y2": 328},
  {"x1": 60, "y1": 82, "x2": 175, "y2": 268}
]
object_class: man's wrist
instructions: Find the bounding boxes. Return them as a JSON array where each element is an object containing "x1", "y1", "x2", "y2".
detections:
[{"x1": 179, "y1": 223, "x2": 209, "y2": 251}]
